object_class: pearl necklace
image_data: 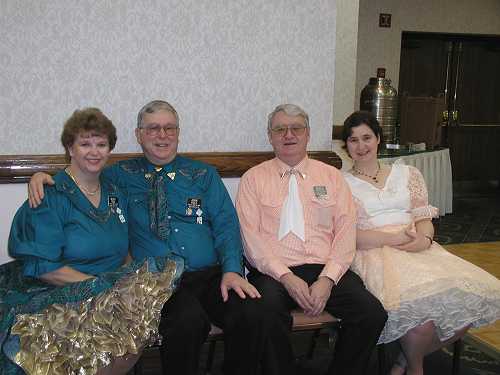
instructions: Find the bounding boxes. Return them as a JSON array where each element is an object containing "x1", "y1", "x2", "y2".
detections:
[
  {"x1": 65, "y1": 168, "x2": 100, "y2": 196},
  {"x1": 352, "y1": 162, "x2": 381, "y2": 183}
]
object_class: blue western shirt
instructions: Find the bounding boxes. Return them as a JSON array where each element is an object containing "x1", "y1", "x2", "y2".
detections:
[
  {"x1": 9, "y1": 171, "x2": 129, "y2": 277},
  {"x1": 103, "y1": 155, "x2": 243, "y2": 274}
]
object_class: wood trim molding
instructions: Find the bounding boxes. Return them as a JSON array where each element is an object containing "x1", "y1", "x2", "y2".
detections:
[{"x1": 0, "y1": 151, "x2": 342, "y2": 183}]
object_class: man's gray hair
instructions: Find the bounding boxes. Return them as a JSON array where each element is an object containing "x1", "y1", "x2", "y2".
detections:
[
  {"x1": 137, "y1": 100, "x2": 179, "y2": 128},
  {"x1": 267, "y1": 104, "x2": 310, "y2": 131}
]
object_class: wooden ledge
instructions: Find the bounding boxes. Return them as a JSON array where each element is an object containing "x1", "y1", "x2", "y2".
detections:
[{"x1": 0, "y1": 151, "x2": 342, "y2": 183}]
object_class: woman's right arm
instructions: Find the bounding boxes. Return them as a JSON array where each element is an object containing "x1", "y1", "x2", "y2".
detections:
[
  {"x1": 10, "y1": 188, "x2": 88, "y2": 284},
  {"x1": 28, "y1": 172, "x2": 55, "y2": 208},
  {"x1": 356, "y1": 227, "x2": 412, "y2": 250}
]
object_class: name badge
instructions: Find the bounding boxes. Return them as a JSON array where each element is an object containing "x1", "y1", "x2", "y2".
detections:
[
  {"x1": 186, "y1": 198, "x2": 202, "y2": 216},
  {"x1": 313, "y1": 186, "x2": 328, "y2": 200},
  {"x1": 108, "y1": 196, "x2": 126, "y2": 223},
  {"x1": 108, "y1": 196, "x2": 119, "y2": 210}
]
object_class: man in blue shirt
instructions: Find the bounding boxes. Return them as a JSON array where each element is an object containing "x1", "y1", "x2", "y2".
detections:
[{"x1": 28, "y1": 100, "x2": 277, "y2": 375}]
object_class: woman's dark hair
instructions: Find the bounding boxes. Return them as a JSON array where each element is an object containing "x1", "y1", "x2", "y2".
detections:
[
  {"x1": 341, "y1": 110, "x2": 384, "y2": 145},
  {"x1": 61, "y1": 108, "x2": 117, "y2": 160}
]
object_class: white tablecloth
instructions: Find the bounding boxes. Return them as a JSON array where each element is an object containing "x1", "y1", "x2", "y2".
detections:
[
  {"x1": 381, "y1": 149, "x2": 453, "y2": 216},
  {"x1": 332, "y1": 141, "x2": 453, "y2": 216}
]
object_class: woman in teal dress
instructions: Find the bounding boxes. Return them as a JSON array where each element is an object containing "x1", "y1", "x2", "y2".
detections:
[{"x1": 0, "y1": 108, "x2": 183, "y2": 375}]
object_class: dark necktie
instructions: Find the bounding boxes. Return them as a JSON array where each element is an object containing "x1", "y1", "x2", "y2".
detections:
[{"x1": 148, "y1": 168, "x2": 170, "y2": 240}]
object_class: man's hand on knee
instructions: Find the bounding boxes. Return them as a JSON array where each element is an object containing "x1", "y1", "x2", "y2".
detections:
[
  {"x1": 280, "y1": 272, "x2": 313, "y2": 313},
  {"x1": 220, "y1": 272, "x2": 261, "y2": 302},
  {"x1": 308, "y1": 276, "x2": 334, "y2": 316}
]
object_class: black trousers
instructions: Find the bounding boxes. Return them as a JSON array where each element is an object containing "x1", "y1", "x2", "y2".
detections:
[
  {"x1": 158, "y1": 266, "x2": 283, "y2": 375},
  {"x1": 248, "y1": 265, "x2": 387, "y2": 375}
]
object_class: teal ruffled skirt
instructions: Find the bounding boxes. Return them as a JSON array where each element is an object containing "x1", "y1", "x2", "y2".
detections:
[{"x1": 0, "y1": 256, "x2": 183, "y2": 375}]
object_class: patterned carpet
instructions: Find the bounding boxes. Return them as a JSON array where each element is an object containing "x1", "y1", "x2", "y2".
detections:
[
  {"x1": 293, "y1": 337, "x2": 500, "y2": 375},
  {"x1": 434, "y1": 186, "x2": 500, "y2": 244}
]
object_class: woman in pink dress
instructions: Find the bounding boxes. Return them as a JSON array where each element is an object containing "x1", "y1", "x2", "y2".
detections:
[{"x1": 342, "y1": 110, "x2": 500, "y2": 375}]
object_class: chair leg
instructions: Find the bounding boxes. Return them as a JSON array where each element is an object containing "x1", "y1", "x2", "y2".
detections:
[
  {"x1": 307, "y1": 329, "x2": 321, "y2": 359},
  {"x1": 452, "y1": 339, "x2": 463, "y2": 375},
  {"x1": 377, "y1": 344, "x2": 386, "y2": 375},
  {"x1": 327, "y1": 326, "x2": 336, "y2": 349},
  {"x1": 205, "y1": 340, "x2": 217, "y2": 374}
]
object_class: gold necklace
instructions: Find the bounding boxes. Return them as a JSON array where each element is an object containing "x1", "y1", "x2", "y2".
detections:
[
  {"x1": 353, "y1": 161, "x2": 381, "y2": 183},
  {"x1": 65, "y1": 168, "x2": 100, "y2": 196}
]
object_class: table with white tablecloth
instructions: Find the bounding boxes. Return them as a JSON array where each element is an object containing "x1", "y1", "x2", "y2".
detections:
[
  {"x1": 332, "y1": 141, "x2": 453, "y2": 216},
  {"x1": 380, "y1": 149, "x2": 453, "y2": 216}
]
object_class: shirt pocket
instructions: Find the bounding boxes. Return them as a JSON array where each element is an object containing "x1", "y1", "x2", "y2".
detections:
[
  {"x1": 310, "y1": 195, "x2": 336, "y2": 229},
  {"x1": 168, "y1": 189, "x2": 206, "y2": 224},
  {"x1": 130, "y1": 193, "x2": 148, "y2": 208},
  {"x1": 128, "y1": 193, "x2": 149, "y2": 225},
  {"x1": 260, "y1": 195, "x2": 284, "y2": 232}
]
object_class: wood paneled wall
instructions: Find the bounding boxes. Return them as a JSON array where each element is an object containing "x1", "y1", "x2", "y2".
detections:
[{"x1": 0, "y1": 151, "x2": 342, "y2": 183}]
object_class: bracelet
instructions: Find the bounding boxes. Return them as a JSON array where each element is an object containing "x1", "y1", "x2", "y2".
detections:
[{"x1": 424, "y1": 235, "x2": 433, "y2": 247}]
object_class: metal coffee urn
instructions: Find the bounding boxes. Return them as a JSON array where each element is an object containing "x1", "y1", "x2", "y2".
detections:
[{"x1": 360, "y1": 69, "x2": 399, "y2": 145}]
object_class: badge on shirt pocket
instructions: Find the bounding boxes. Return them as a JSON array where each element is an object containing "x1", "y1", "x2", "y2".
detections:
[
  {"x1": 109, "y1": 195, "x2": 126, "y2": 223},
  {"x1": 186, "y1": 198, "x2": 202, "y2": 224},
  {"x1": 313, "y1": 186, "x2": 328, "y2": 200},
  {"x1": 108, "y1": 196, "x2": 119, "y2": 210}
]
